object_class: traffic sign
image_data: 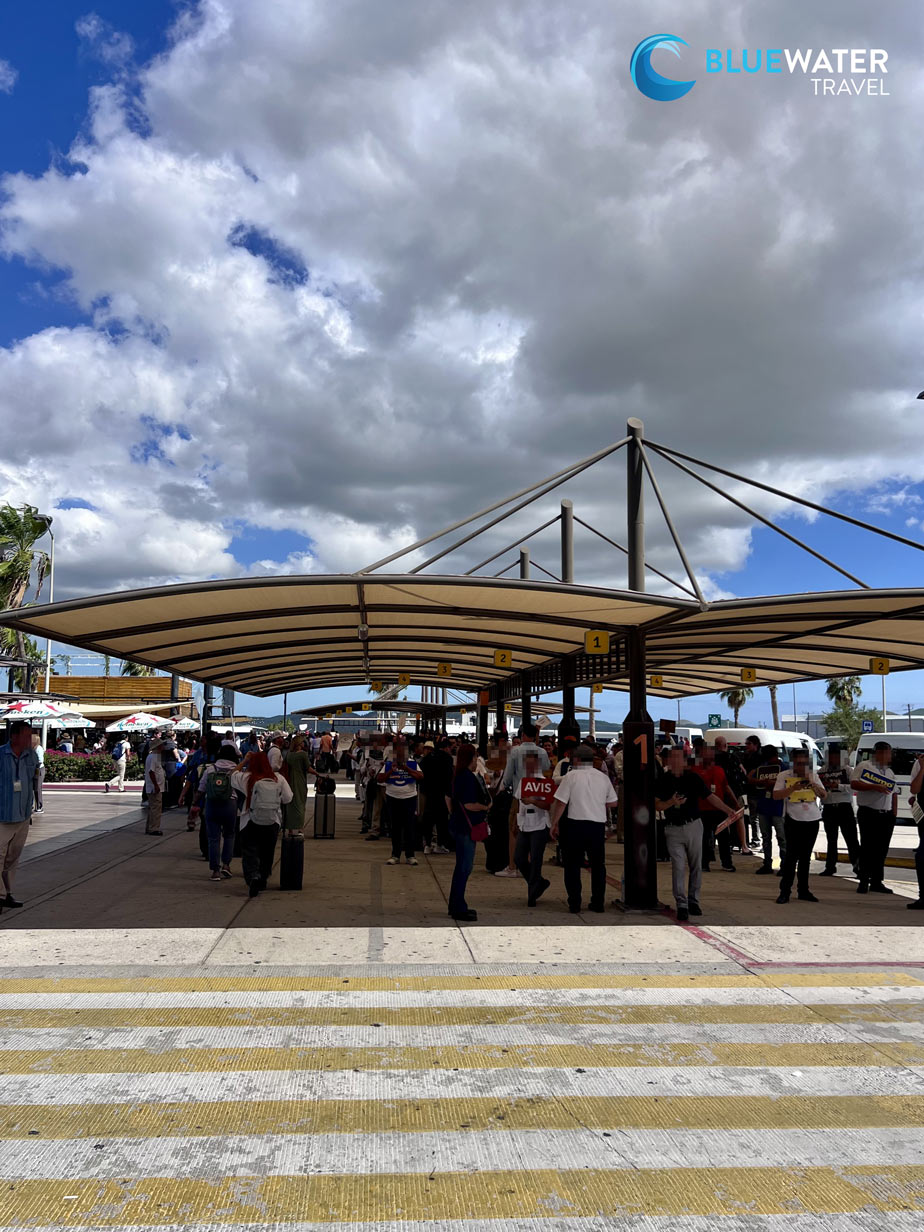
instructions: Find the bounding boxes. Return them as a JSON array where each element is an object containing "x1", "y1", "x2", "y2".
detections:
[
  {"x1": 585, "y1": 630, "x2": 610, "y2": 655},
  {"x1": 862, "y1": 719, "x2": 874, "y2": 733},
  {"x1": 869, "y1": 657, "x2": 890, "y2": 675},
  {"x1": 708, "y1": 713, "x2": 722, "y2": 729}
]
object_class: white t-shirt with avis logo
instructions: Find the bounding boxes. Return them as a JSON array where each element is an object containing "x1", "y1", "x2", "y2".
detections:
[{"x1": 515, "y1": 775, "x2": 554, "y2": 832}]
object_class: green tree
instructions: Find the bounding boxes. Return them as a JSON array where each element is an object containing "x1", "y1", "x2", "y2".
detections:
[
  {"x1": 0, "y1": 628, "x2": 43, "y2": 688},
  {"x1": 120, "y1": 661, "x2": 156, "y2": 677},
  {"x1": 822, "y1": 701, "x2": 881, "y2": 754},
  {"x1": 825, "y1": 676, "x2": 862, "y2": 708},
  {"x1": 718, "y1": 686, "x2": 754, "y2": 725},
  {"x1": 0, "y1": 503, "x2": 53, "y2": 674}
]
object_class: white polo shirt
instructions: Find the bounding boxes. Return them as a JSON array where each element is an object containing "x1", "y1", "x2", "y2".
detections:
[
  {"x1": 553, "y1": 765, "x2": 617, "y2": 823},
  {"x1": 851, "y1": 760, "x2": 897, "y2": 811}
]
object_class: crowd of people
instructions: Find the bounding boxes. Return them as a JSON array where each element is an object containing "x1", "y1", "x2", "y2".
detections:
[{"x1": 2, "y1": 716, "x2": 923, "y2": 918}]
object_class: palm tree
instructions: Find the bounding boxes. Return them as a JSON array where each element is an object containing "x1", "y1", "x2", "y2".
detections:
[
  {"x1": 825, "y1": 676, "x2": 862, "y2": 708},
  {"x1": 718, "y1": 686, "x2": 754, "y2": 725},
  {"x1": 768, "y1": 683, "x2": 781, "y2": 728},
  {"x1": 0, "y1": 628, "x2": 42, "y2": 689},
  {"x1": 120, "y1": 661, "x2": 155, "y2": 677},
  {"x1": 0, "y1": 503, "x2": 53, "y2": 675},
  {"x1": 103, "y1": 655, "x2": 112, "y2": 677}
]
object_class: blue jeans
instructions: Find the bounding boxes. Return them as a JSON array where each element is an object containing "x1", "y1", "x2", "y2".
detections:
[
  {"x1": 205, "y1": 800, "x2": 237, "y2": 871},
  {"x1": 448, "y1": 830, "x2": 476, "y2": 915}
]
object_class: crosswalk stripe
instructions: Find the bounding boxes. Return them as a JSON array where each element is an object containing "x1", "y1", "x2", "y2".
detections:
[
  {"x1": 0, "y1": 971, "x2": 917, "y2": 994},
  {"x1": 4, "y1": 1064, "x2": 920, "y2": 1108},
  {"x1": 0, "y1": 1000, "x2": 920, "y2": 1028},
  {"x1": 1, "y1": 1040, "x2": 922, "y2": 1074},
  {"x1": 2, "y1": 984, "x2": 921, "y2": 1009},
  {"x1": 3, "y1": 1165, "x2": 924, "y2": 1223},
  {"x1": 3, "y1": 1093, "x2": 924, "y2": 1141}
]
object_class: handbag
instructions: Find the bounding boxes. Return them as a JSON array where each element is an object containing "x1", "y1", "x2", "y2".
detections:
[{"x1": 469, "y1": 818, "x2": 490, "y2": 843}]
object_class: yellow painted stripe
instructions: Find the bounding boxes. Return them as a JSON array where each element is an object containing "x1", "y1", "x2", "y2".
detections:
[
  {"x1": 5, "y1": 1094, "x2": 924, "y2": 1141},
  {"x1": 0, "y1": 1001, "x2": 921, "y2": 1030},
  {"x1": 0, "y1": 971, "x2": 918, "y2": 994},
  {"x1": 3, "y1": 1166, "x2": 924, "y2": 1223},
  {"x1": 2, "y1": 1040, "x2": 922, "y2": 1074}
]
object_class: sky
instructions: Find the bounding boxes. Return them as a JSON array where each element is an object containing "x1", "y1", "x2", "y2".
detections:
[{"x1": 3, "y1": 0, "x2": 924, "y2": 728}]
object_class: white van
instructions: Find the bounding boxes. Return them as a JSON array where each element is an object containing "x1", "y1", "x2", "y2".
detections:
[
  {"x1": 851, "y1": 731, "x2": 924, "y2": 823},
  {"x1": 675, "y1": 726, "x2": 704, "y2": 746},
  {"x1": 703, "y1": 728, "x2": 822, "y2": 769}
]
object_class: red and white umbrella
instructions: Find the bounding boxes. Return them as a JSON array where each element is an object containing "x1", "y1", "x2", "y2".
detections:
[
  {"x1": 105, "y1": 712, "x2": 168, "y2": 733},
  {"x1": 0, "y1": 698, "x2": 68, "y2": 721},
  {"x1": 168, "y1": 716, "x2": 200, "y2": 732}
]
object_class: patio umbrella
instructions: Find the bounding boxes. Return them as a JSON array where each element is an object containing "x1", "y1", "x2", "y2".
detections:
[
  {"x1": 0, "y1": 698, "x2": 68, "y2": 721},
  {"x1": 168, "y1": 716, "x2": 200, "y2": 732},
  {"x1": 104, "y1": 712, "x2": 167, "y2": 733},
  {"x1": 48, "y1": 713, "x2": 93, "y2": 729}
]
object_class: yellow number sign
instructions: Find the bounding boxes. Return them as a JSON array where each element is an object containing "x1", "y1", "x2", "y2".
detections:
[
  {"x1": 370, "y1": 680, "x2": 382, "y2": 693},
  {"x1": 869, "y1": 657, "x2": 890, "y2": 675},
  {"x1": 585, "y1": 630, "x2": 610, "y2": 655},
  {"x1": 493, "y1": 649, "x2": 512, "y2": 668},
  {"x1": 344, "y1": 707, "x2": 352, "y2": 713},
  {"x1": 740, "y1": 667, "x2": 757, "y2": 683},
  {"x1": 650, "y1": 674, "x2": 664, "y2": 688},
  {"x1": 335, "y1": 709, "x2": 343, "y2": 715},
  {"x1": 592, "y1": 683, "x2": 604, "y2": 694},
  {"x1": 437, "y1": 662, "x2": 452, "y2": 677},
  {"x1": 398, "y1": 673, "x2": 411, "y2": 687},
  {"x1": 361, "y1": 703, "x2": 371, "y2": 711}
]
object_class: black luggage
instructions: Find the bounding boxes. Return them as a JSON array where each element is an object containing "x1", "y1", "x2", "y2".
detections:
[
  {"x1": 313, "y1": 793, "x2": 336, "y2": 839},
  {"x1": 279, "y1": 830, "x2": 305, "y2": 890}
]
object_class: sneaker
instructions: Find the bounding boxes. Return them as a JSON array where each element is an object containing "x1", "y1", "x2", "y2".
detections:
[
  {"x1": 220, "y1": 866, "x2": 232, "y2": 879},
  {"x1": 870, "y1": 884, "x2": 894, "y2": 894},
  {"x1": 407, "y1": 857, "x2": 419, "y2": 866},
  {"x1": 819, "y1": 869, "x2": 836, "y2": 876},
  {"x1": 676, "y1": 907, "x2": 689, "y2": 922},
  {"x1": 587, "y1": 903, "x2": 605, "y2": 913},
  {"x1": 687, "y1": 900, "x2": 703, "y2": 917},
  {"x1": 797, "y1": 892, "x2": 819, "y2": 902},
  {"x1": 365, "y1": 832, "x2": 381, "y2": 841},
  {"x1": 423, "y1": 845, "x2": 433, "y2": 855},
  {"x1": 494, "y1": 868, "x2": 519, "y2": 877},
  {"x1": 248, "y1": 881, "x2": 260, "y2": 898},
  {"x1": 431, "y1": 844, "x2": 451, "y2": 854},
  {"x1": 568, "y1": 904, "x2": 582, "y2": 914},
  {"x1": 721, "y1": 865, "x2": 737, "y2": 873},
  {"x1": 776, "y1": 893, "x2": 790, "y2": 904},
  {"x1": 755, "y1": 865, "x2": 773, "y2": 875},
  {"x1": 209, "y1": 871, "x2": 222, "y2": 882},
  {"x1": 450, "y1": 909, "x2": 478, "y2": 921},
  {"x1": 386, "y1": 857, "x2": 399, "y2": 865},
  {"x1": 3, "y1": 894, "x2": 23, "y2": 908}
]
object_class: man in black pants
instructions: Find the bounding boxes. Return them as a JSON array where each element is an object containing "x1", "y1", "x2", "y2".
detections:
[
  {"x1": 850, "y1": 741, "x2": 898, "y2": 895},
  {"x1": 773, "y1": 750, "x2": 827, "y2": 904},
  {"x1": 549, "y1": 744, "x2": 617, "y2": 914},
  {"x1": 421, "y1": 737, "x2": 453, "y2": 853},
  {"x1": 819, "y1": 744, "x2": 860, "y2": 877}
]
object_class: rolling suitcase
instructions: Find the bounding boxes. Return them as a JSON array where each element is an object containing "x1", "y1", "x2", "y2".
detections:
[
  {"x1": 313, "y1": 792, "x2": 336, "y2": 839},
  {"x1": 279, "y1": 830, "x2": 304, "y2": 890}
]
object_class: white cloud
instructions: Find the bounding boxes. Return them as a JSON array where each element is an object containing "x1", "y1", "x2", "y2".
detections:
[
  {"x1": 2, "y1": 0, "x2": 924, "y2": 610},
  {"x1": 0, "y1": 60, "x2": 18, "y2": 93}
]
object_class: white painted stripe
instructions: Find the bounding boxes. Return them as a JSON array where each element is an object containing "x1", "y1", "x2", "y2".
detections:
[
  {"x1": 10, "y1": 1217, "x2": 924, "y2": 1232},
  {"x1": 1, "y1": 984, "x2": 919, "y2": 1009},
  {"x1": 1, "y1": 1127, "x2": 922, "y2": 1180},
  {"x1": 0, "y1": 1020, "x2": 882, "y2": 1052},
  {"x1": 3, "y1": 1064, "x2": 921, "y2": 1108}
]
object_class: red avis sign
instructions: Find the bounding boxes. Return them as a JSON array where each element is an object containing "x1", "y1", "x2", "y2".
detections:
[{"x1": 520, "y1": 776, "x2": 555, "y2": 805}]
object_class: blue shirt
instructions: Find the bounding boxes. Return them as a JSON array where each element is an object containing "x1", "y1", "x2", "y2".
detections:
[{"x1": 0, "y1": 743, "x2": 40, "y2": 824}]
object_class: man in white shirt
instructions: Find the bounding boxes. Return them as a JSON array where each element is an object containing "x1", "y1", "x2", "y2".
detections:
[
  {"x1": 772, "y1": 749, "x2": 827, "y2": 904},
  {"x1": 31, "y1": 733, "x2": 45, "y2": 815},
  {"x1": 513, "y1": 752, "x2": 554, "y2": 906},
  {"x1": 819, "y1": 744, "x2": 860, "y2": 877},
  {"x1": 144, "y1": 739, "x2": 167, "y2": 835},
  {"x1": 497, "y1": 723, "x2": 551, "y2": 878},
  {"x1": 267, "y1": 734, "x2": 285, "y2": 772},
  {"x1": 850, "y1": 740, "x2": 898, "y2": 894},
  {"x1": 549, "y1": 744, "x2": 617, "y2": 914}
]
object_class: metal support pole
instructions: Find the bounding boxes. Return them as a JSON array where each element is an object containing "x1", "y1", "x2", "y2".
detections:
[
  {"x1": 882, "y1": 676, "x2": 888, "y2": 733},
  {"x1": 622, "y1": 418, "x2": 658, "y2": 910},
  {"x1": 558, "y1": 501, "x2": 578, "y2": 745},
  {"x1": 521, "y1": 674, "x2": 532, "y2": 731},
  {"x1": 477, "y1": 698, "x2": 489, "y2": 757},
  {"x1": 170, "y1": 674, "x2": 180, "y2": 702},
  {"x1": 495, "y1": 696, "x2": 505, "y2": 738},
  {"x1": 519, "y1": 547, "x2": 530, "y2": 580},
  {"x1": 203, "y1": 684, "x2": 214, "y2": 733}
]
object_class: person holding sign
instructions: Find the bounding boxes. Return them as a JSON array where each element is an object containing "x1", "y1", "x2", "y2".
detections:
[
  {"x1": 819, "y1": 745, "x2": 860, "y2": 878},
  {"x1": 850, "y1": 741, "x2": 898, "y2": 894},
  {"x1": 513, "y1": 752, "x2": 554, "y2": 906},
  {"x1": 748, "y1": 744, "x2": 789, "y2": 875},
  {"x1": 655, "y1": 745, "x2": 743, "y2": 921},
  {"x1": 772, "y1": 750, "x2": 827, "y2": 904},
  {"x1": 378, "y1": 739, "x2": 423, "y2": 866}
]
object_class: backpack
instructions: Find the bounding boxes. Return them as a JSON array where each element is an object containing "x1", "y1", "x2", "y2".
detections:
[
  {"x1": 250, "y1": 777, "x2": 281, "y2": 824},
  {"x1": 205, "y1": 768, "x2": 233, "y2": 802},
  {"x1": 111, "y1": 742, "x2": 124, "y2": 761}
]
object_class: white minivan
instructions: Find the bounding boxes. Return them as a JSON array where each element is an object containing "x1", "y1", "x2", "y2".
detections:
[
  {"x1": 703, "y1": 728, "x2": 822, "y2": 769},
  {"x1": 851, "y1": 731, "x2": 924, "y2": 823}
]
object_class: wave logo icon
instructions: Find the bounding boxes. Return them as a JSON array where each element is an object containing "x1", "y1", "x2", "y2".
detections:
[{"x1": 630, "y1": 34, "x2": 696, "y2": 101}]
